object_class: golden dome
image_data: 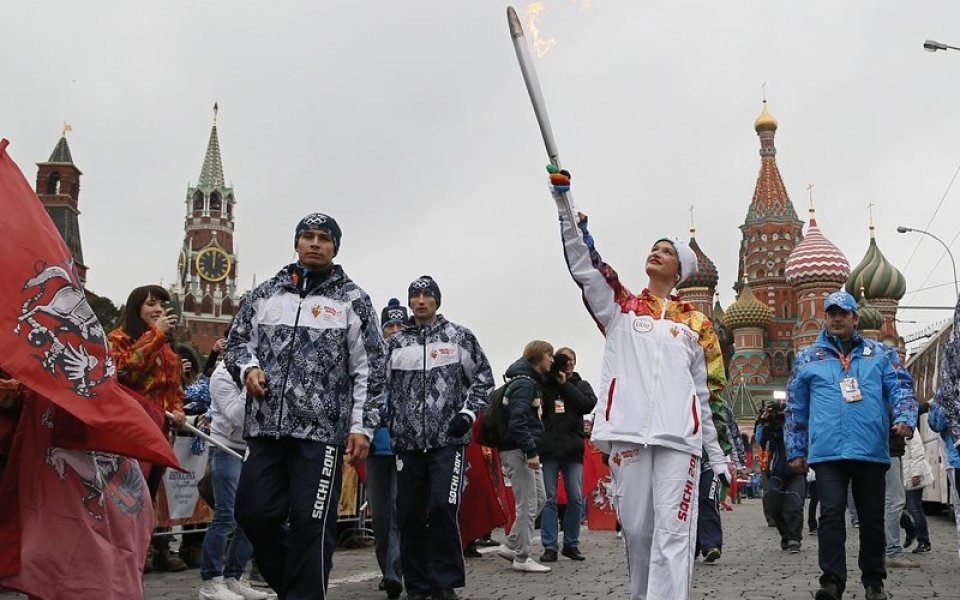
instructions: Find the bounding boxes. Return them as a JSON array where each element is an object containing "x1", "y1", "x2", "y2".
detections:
[
  {"x1": 723, "y1": 282, "x2": 772, "y2": 330},
  {"x1": 754, "y1": 101, "x2": 778, "y2": 133}
]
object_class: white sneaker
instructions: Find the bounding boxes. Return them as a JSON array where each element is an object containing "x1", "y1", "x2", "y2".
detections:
[
  {"x1": 512, "y1": 557, "x2": 551, "y2": 573},
  {"x1": 199, "y1": 577, "x2": 245, "y2": 600},
  {"x1": 496, "y1": 545, "x2": 516, "y2": 561},
  {"x1": 225, "y1": 577, "x2": 274, "y2": 599}
]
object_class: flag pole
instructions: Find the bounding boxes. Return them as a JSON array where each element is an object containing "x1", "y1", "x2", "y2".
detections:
[
  {"x1": 506, "y1": 6, "x2": 577, "y2": 231},
  {"x1": 165, "y1": 410, "x2": 243, "y2": 459}
]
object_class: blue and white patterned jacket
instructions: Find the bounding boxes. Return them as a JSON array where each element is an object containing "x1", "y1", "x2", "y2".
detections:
[
  {"x1": 386, "y1": 315, "x2": 494, "y2": 452},
  {"x1": 936, "y1": 297, "x2": 960, "y2": 447},
  {"x1": 785, "y1": 329, "x2": 917, "y2": 466},
  {"x1": 225, "y1": 264, "x2": 386, "y2": 445}
]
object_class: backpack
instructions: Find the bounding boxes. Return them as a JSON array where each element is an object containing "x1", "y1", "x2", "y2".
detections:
[{"x1": 477, "y1": 375, "x2": 532, "y2": 448}]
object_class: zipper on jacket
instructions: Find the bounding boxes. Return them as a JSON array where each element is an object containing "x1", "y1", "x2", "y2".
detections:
[
  {"x1": 691, "y1": 396, "x2": 700, "y2": 435},
  {"x1": 605, "y1": 378, "x2": 617, "y2": 420},
  {"x1": 276, "y1": 297, "x2": 304, "y2": 439},
  {"x1": 421, "y1": 326, "x2": 428, "y2": 453}
]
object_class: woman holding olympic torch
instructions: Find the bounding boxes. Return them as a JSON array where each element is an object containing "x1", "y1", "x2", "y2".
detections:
[{"x1": 548, "y1": 167, "x2": 731, "y2": 600}]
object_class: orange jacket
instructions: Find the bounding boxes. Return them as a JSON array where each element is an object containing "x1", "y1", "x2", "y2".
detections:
[{"x1": 108, "y1": 326, "x2": 184, "y2": 416}]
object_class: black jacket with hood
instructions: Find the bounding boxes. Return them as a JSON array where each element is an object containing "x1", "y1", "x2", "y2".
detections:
[{"x1": 498, "y1": 357, "x2": 545, "y2": 458}]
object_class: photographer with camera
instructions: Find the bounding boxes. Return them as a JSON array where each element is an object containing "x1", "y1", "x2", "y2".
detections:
[
  {"x1": 537, "y1": 347, "x2": 597, "y2": 564},
  {"x1": 755, "y1": 399, "x2": 805, "y2": 553}
]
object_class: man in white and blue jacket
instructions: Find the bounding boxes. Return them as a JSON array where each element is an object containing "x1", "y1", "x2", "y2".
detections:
[
  {"x1": 386, "y1": 276, "x2": 494, "y2": 600},
  {"x1": 226, "y1": 213, "x2": 386, "y2": 600},
  {"x1": 785, "y1": 290, "x2": 917, "y2": 600}
]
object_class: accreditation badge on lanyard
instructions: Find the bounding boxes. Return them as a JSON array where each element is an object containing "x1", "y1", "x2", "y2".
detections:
[{"x1": 838, "y1": 353, "x2": 862, "y2": 402}]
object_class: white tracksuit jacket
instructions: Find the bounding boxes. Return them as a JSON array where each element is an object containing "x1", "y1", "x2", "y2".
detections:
[{"x1": 554, "y1": 192, "x2": 730, "y2": 474}]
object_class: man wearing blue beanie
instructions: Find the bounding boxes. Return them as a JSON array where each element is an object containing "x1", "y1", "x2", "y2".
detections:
[
  {"x1": 225, "y1": 212, "x2": 385, "y2": 600},
  {"x1": 386, "y1": 275, "x2": 494, "y2": 600}
]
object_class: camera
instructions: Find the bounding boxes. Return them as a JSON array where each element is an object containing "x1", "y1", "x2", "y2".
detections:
[
  {"x1": 549, "y1": 352, "x2": 570, "y2": 379},
  {"x1": 758, "y1": 400, "x2": 785, "y2": 425}
]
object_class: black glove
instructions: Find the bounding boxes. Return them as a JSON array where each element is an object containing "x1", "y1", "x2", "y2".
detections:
[
  {"x1": 717, "y1": 472, "x2": 730, "y2": 488},
  {"x1": 447, "y1": 413, "x2": 474, "y2": 437}
]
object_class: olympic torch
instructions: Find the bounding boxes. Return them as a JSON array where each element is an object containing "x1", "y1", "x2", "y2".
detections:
[{"x1": 507, "y1": 5, "x2": 577, "y2": 231}]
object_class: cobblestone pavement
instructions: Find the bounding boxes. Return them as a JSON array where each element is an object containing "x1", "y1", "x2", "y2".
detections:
[{"x1": 4, "y1": 498, "x2": 960, "y2": 599}]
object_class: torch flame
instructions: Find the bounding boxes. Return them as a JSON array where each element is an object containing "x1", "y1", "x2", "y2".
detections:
[{"x1": 523, "y1": 2, "x2": 556, "y2": 58}]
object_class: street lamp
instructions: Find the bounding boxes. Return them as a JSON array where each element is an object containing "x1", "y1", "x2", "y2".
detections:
[
  {"x1": 924, "y1": 39, "x2": 960, "y2": 52},
  {"x1": 897, "y1": 225, "x2": 959, "y2": 298}
]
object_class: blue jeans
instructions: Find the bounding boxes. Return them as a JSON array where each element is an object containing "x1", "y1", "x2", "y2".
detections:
[
  {"x1": 200, "y1": 447, "x2": 254, "y2": 580},
  {"x1": 905, "y1": 488, "x2": 929, "y2": 546},
  {"x1": 366, "y1": 455, "x2": 402, "y2": 583},
  {"x1": 540, "y1": 460, "x2": 583, "y2": 551},
  {"x1": 885, "y1": 457, "x2": 906, "y2": 558}
]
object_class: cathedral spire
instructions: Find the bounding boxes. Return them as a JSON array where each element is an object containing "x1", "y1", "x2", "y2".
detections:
[
  {"x1": 745, "y1": 100, "x2": 800, "y2": 225},
  {"x1": 198, "y1": 103, "x2": 224, "y2": 189}
]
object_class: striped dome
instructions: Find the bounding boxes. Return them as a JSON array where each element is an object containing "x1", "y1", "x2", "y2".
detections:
[
  {"x1": 677, "y1": 234, "x2": 719, "y2": 290},
  {"x1": 844, "y1": 233, "x2": 907, "y2": 301},
  {"x1": 857, "y1": 299, "x2": 884, "y2": 332},
  {"x1": 785, "y1": 215, "x2": 851, "y2": 286},
  {"x1": 723, "y1": 283, "x2": 772, "y2": 330}
]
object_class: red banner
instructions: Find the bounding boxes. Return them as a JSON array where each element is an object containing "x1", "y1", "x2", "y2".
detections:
[
  {"x1": 460, "y1": 420, "x2": 511, "y2": 546},
  {"x1": 0, "y1": 392, "x2": 153, "y2": 599},
  {"x1": 0, "y1": 138, "x2": 177, "y2": 469}
]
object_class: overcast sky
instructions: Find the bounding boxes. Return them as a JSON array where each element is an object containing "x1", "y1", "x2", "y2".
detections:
[{"x1": 4, "y1": 1, "x2": 960, "y2": 385}]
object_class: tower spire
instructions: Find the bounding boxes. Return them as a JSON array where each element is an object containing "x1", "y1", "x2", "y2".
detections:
[
  {"x1": 689, "y1": 205, "x2": 696, "y2": 236},
  {"x1": 198, "y1": 103, "x2": 225, "y2": 189},
  {"x1": 868, "y1": 202, "x2": 876, "y2": 239}
]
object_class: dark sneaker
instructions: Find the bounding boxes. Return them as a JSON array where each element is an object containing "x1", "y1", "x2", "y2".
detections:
[
  {"x1": 864, "y1": 584, "x2": 888, "y2": 600},
  {"x1": 561, "y1": 546, "x2": 585, "y2": 561},
  {"x1": 780, "y1": 539, "x2": 789, "y2": 551},
  {"x1": 464, "y1": 545, "x2": 483, "y2": 558},
  {"x1": 912, "y1": 542, "x2": 931, "y2": 554},
  {"x1": 476, "y1": 537, "x2": 500, "y2": 547},
  {"x1": 539, "y1": 549, "x2": 558, "y2": 563},
  {"x1": 703, "y1": 547, "x2": 721, "y2": 564},
  {"x1": 904, "y1": 529, "x2": 917, "y2": 549},
  {"x1": 431, "y1": 588, "x2": 459, "y2": 600},
  {"x1": 814, "y1": 582, "x2": 842, "y2": 600},
  {"x1": 384, "y1": 579, "x2": 403, "y2": 600},
  {"x1": 151, "y1": 550, "x2": 188, "y2": 572},
  {"x1": 787, "y1": 540, "x2": 801, "y2": 554}
]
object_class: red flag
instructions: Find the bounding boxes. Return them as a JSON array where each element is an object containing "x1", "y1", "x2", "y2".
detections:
[
  {"x1": 459, "y1": 418, "x2": 511, "y2": 546},
  {"x1": 0, "y1": 392, "x2": 153, "y2": 599},
  {"x1": 0, "y1": 138, "x2": 177, "y2": 469}
]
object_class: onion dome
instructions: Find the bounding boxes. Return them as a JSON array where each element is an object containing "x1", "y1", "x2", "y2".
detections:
[
  {"x1": 723, "y1": 280, "x2": 772, "y2": 330},
  {"x1": 857, "y1": 299, "x2": 884, "y2": 332},
  {"x1": 754, "y1": 101, "x2": 778, "y2": 133},
  {"x1": 844, "y1": 226, "x2": 907, "y2": 301},
  {"x1": 677, "y1": 228, "x2": 719, "y2": 291},
  {"x1": 784, "y1": 210, "x2": 851, "y2": 286}
]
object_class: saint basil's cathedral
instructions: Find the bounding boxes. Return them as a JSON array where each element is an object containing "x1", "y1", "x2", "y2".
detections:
[{"x1": 676, "y1": 102, "x2": 907, "y2": 418}]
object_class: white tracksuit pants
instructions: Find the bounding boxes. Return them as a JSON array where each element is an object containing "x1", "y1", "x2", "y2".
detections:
[{"x1": 609, "y1": 442, "x2": 700, "y2": 600}]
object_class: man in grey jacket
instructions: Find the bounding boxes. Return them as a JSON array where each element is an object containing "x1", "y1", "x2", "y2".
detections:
[{"x1": 226, "y1": 213, "x2": 386, "y2": 600}]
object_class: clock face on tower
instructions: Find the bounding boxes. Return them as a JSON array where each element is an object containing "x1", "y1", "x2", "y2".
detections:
[{"x1": 195, "y1": 247, "x2": 231, "y2": 282}]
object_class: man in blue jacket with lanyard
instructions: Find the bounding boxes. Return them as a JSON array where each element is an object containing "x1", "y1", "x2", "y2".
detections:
[{"x1": 785, "y1": 291, "x2": 917, "y2": 600}]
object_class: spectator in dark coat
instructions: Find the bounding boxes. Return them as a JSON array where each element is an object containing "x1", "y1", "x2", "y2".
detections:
[{"x1": 537, "y1": 348, "x2": 597, "y2": 563}]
